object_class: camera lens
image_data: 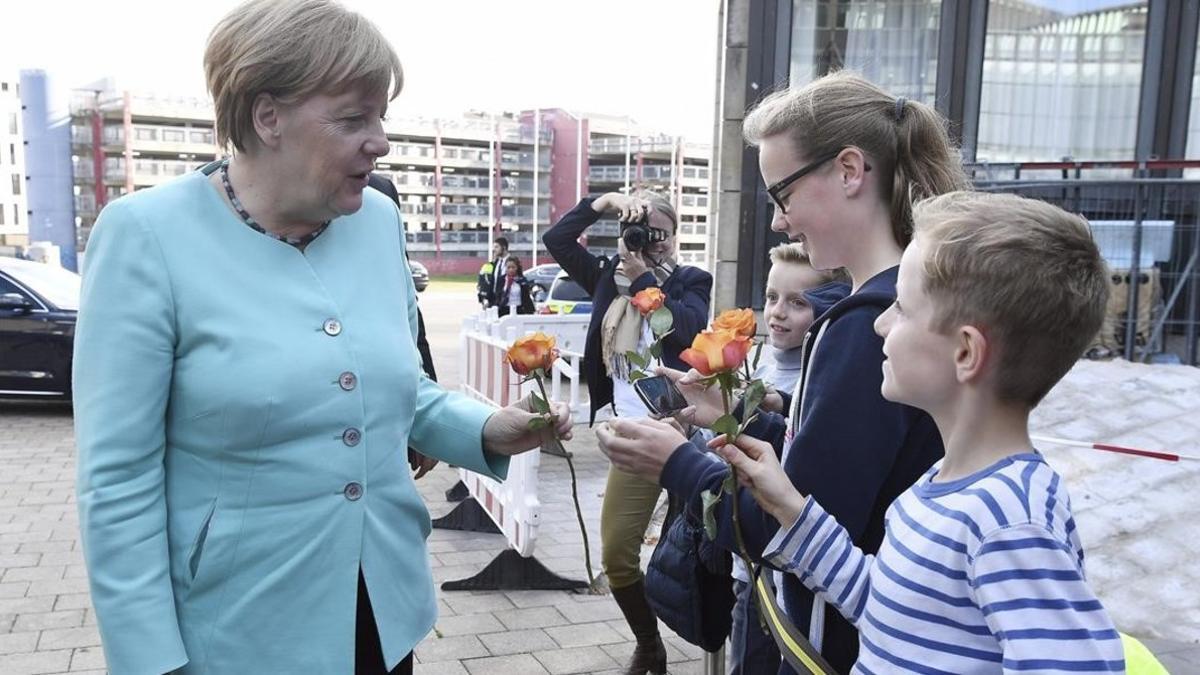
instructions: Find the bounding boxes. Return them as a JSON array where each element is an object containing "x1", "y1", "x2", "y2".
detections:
[{"x1": 622, "y1": 225, "x2": 650, "y2": 252}]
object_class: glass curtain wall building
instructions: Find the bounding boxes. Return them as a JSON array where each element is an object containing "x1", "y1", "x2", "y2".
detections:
[{"x1": 786, "y1": 0, "x2": 1150, "y2": 162}]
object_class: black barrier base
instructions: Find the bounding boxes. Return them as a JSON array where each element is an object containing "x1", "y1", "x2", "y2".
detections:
[
  {"x1": 445, "y1": 480, "x2": 469, "y2": 503},
  {"x1": 442, "y1": 549, "x2": 588, "y2": 591},
  {"x1": 430, "y1": 498, "x2": 501, "y2": 534}
]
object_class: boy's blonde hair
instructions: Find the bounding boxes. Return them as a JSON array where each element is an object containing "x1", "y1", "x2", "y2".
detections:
[
  {"x1": 767, "y1": 243, "x2": 847, "y2": 284},
  {"x1": 913, "y1": 191, "x2": 1109, "y2": 406},
  {"x1": 205, "y1": 0, "x2": 403, "y2": 153},
  {"x1": 743, "y1": 71, "x2": 969, "y2": 248}
]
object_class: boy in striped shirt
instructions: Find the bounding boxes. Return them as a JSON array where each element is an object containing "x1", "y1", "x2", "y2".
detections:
[{"x1": 715, "y1": 191, "x2": 1126, "y2": 674}]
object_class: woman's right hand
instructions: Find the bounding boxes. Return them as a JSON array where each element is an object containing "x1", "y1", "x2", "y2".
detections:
[
  {"x1": 591, "y1": 192, "x2": 649, "y2": 223},
  {"x1": 655, "y1": 367, "x2": 726, "y2": 428}
]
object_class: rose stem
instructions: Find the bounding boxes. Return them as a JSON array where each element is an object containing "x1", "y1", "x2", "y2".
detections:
[{"x1": 534, "y1": 375, "x2": 596, "y2": 588}]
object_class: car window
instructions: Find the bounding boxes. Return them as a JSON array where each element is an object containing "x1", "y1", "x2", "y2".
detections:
[
  {"x1": 550, "y1": 278, "x2": 590, "y2": 302},
  {"x1": 1, "y1": 265, "x2": 80, "y2": 310},
  {"x1": 0, "y1": 275, "x2": 29, "y2": 299}
]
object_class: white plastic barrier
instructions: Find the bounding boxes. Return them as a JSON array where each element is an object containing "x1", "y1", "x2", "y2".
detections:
[
  {"x1": 456, "y1": 315, "x2": 586, "y2": 557},
  {"x1": 494, "y1": 312, "x2": 590, "y2": 356}
]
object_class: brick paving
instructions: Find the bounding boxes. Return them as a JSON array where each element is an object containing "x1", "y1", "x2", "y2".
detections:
[{"x1": 2, "y1": 348, "x2": 1198, "y2": 673}]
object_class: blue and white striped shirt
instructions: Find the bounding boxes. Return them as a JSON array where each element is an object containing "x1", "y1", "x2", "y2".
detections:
[{"x1": 763, "y1": 452, "x2": 1125, "y2": 674}]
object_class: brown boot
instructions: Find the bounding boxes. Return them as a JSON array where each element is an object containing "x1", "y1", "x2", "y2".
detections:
[{"x1": 610, "y1": 579, "x2": 668, "y2": 675}]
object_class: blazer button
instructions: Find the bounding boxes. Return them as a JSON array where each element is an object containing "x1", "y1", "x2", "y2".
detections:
[
  {"x1": 344, "y1": 482, "x2": 363, "y2": 501},
  {"x1": 342, "y1": 428, "x2": 362, "y2": 446},
  {"x1": 339, "y1": 372, "x2": 357, "y2": 391},
  {"x1": 323, "y1": 319, "x2": 342, "y2": 336}
]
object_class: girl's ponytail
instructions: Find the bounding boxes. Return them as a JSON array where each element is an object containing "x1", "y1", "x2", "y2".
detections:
[{"x1": 891, "y1": 97, "x2": 969, "y2": 246}]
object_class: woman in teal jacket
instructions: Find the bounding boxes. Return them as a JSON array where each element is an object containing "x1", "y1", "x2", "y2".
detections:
[{"x1": 71, "y1": 2, "x2": 569, "y2": 674}]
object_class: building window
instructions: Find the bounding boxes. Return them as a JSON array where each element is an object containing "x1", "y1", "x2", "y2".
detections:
[
  {"x1": 7, "y1": 144, "x2": 13, "y2": 165},
  {"x1": 135, "y1": 127, "x2": 157, "y2": 141},
  {"x1": 7, "y1": 113, "x2": 16, "y2": 135},
  {"x1": 12, "y1": 204, "x2": 18, "y2": 225},
  {"x1": 0, "y1": 205, "x2": 4, "y2": 225},
  {"x1": 162, "y1": 129, "x2": 185, "y2": 143},
  {"x1": 976, "y1": 2, "x2": 1148, "y2": 162},
  {"x1": 0, "y1": 82, "x2": 7, "y2": 92},
  {"x1": 789, "y1": 0, "x2": 942, "y2": 104},
  {"x1": 11, "y1": 173, "x2": 20, "y2": 196}
]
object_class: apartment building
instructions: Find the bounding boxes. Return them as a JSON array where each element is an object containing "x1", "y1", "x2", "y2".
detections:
[{"x1": 64, "y1": 86, "x2": 712, "y2": 274}]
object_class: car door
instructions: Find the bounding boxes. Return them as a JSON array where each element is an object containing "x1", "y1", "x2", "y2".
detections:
[{"x1": 0, "y1": 273, "x2": 62, "y2": 395}]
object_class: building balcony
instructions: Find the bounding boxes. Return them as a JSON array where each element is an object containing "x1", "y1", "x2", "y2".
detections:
[
  {"x1": 397, "y1": 202, "x2": 550, "y2": 224},
  {"x1": 381, "y1": 142, "x2": 551, "y2": 172},
  {"x1": 589, "y1": 219, "x2": 622, "y2": 238},
  {"x1": 385, "y1": 116, "x2": 552, "y2": 146},
  {"x1": 589, "y1": 135, "x2": 712, "y2": 161},
  {"x1": 99, "y1": 158, "x2": 203, "y2": 187},
  {"x1": 125, "y1": 124, "x2": 219, "y2": 156},
  {"x1": 587, "y1": 163, "x2": 709, "y2": 186},
  {"x1": 381, "y1": 170, "x2": 550, "y2": 198},
  {"x1": 74, "y1": 194, "x2": 96, "y2": 217}
]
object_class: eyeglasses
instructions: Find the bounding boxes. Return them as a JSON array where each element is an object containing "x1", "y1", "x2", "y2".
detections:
[{"x1": 766, "y1": 149, "x2": 871, "y2": 215}]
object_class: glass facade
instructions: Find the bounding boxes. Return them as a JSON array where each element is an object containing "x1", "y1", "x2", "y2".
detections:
[
  {"x1": 790, "y1": 0, "x2": 942, "y2": 104},
  {"x1": 976, "y1": 1, "x2": 1148, "y2": 162}
]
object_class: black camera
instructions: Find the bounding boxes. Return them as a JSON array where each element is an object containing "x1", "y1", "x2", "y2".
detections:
[{"x1": 621, "y1": 219, "x2": 668, "y2": 253}]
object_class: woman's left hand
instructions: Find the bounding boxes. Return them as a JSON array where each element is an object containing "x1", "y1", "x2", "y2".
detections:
[
  {"x1": 595, "y1": 417, "x2": 687, "y2": 484},
  {"x1": 482, "y1": 396, "x2": 573, "y2": 456}
]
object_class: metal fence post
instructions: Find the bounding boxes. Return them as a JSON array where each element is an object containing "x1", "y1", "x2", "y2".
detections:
[
  {"x1": 703, "y1": 648, "x2": 725, "y2": 675},
  {"x1": 1124, "y1": 171, "x2": 1148, "y2": 361},
  {"x1": 1188, "y1": 192, "x2": 1200, "y2": 366}
]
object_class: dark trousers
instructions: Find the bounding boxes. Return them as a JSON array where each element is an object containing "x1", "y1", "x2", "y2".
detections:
[
  {"x1": 730, "y1": 579, "x2": 782, "y2": 675},
  {"x1": 356, "y1": 570, "x2": 414, "y2": 675}
]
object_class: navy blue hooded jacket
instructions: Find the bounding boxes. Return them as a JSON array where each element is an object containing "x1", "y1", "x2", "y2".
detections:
[
  {"x1": 658, "y1": 267, "x2": 945, "y2": 674},
  {"x1": 542, "y1": 198, "x2": 713, "y2": 424}
]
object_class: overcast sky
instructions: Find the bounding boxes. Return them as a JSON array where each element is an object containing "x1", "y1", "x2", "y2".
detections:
[{"x1": 2, "y1": 0, "x2": 722, "y2": 140}]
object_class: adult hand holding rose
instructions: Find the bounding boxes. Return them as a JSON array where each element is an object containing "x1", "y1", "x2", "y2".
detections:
[{"x1": 481, "y1": 395, "x2": 574, "y2": 456}]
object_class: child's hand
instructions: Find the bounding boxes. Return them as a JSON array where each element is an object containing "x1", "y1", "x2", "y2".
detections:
[{"x1": 710, "y1": 434, "x2": 808, "y2": 529}]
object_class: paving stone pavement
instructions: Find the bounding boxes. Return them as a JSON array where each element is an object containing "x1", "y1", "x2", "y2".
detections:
[{"x1": 2, "y1": 358, "x2": 1198, "y2": 674}]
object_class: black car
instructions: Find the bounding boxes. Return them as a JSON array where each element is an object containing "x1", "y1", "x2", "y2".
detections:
[
  {"x1": 410, "y1": 259, "x2": 430, "y2": 293},
  {"x1": 0, "y1": 257, "x2": 79, "y2": 400}
]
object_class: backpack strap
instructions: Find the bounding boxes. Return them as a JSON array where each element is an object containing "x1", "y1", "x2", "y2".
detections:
[{"x1": 751, "y1": 565, "x2": 837, "y2": 674}]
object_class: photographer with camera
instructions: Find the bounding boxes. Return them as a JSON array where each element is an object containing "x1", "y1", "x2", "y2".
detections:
[{"x1": 543, "y1": 191, "x2": 711, "y2": 675}]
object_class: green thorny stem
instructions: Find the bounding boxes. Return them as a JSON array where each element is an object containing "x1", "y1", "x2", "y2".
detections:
[
  {"x1": 533, "y1": 376, "x2": 597, "y2": 590},
  {"x1": 719, "y1": 375, "x2": 756, "y2": 575}
]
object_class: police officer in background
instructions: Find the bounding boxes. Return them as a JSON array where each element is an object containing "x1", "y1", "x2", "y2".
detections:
[{"x1": 477, "y1": 236, "x2": 511, "y2": 309}]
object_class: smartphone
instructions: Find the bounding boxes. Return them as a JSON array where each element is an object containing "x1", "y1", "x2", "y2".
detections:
[{"x1": 633, "y1": 375, "x2": 689, "y2": 417}]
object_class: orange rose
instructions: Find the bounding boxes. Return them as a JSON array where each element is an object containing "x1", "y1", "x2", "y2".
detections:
[
  {"x1": 630, "y1": 287, "x2": 666, "y2": 316},
  {"x1": 679, "y1": 329, "x2": 754, "y2": 376},
  {"x1": 506, "y1": 332, "x2": 559, "y2": 376},
  {"x1": 712, "y1": 308, "x2": 757, "y2": 339}
]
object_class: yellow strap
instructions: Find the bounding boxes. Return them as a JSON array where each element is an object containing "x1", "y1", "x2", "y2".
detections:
[{"x1": 755, "y1": 574, "x2": 832, "y2": 675}]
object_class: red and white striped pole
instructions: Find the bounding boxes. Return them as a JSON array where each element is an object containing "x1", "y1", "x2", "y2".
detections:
[{"x1": 1032, "y1": 435, "x2": 1199, "y2": 463}]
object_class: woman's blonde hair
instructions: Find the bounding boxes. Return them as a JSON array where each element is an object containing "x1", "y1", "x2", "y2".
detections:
[
  {"x1": 204, "y1": 0, "x2": 403, "y2": 153},
  {"x1": 634, "y1": 190, "x2": 679, "y2": 233},
  {"x1": 743, "y1": 71, "x2": 969, "y2": 247}
]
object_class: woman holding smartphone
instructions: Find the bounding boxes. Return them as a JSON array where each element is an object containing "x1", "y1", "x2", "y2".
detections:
[{"x1": 542, "y1": 191, "x2": 711, "y2": 674}]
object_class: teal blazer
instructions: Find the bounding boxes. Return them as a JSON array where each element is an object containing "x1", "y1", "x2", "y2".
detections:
[{"x1": 73, "y1": 170, "x2": 508, "y2": 675}]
